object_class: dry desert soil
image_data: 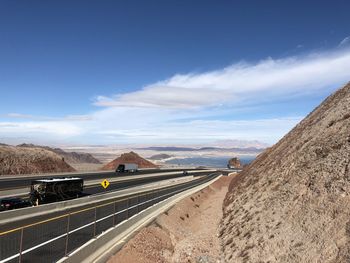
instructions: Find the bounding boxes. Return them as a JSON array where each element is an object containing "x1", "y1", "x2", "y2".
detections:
[{"x1": 108, "y1": 175, "x2": 234, "y2": 263}]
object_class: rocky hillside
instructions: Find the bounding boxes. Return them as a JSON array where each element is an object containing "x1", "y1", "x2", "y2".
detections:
[
  {"x1": 17, "y1": 143, "x2": 101, "y2": 164},
  {"x1": 0, "y1": 145, "x2": 75, "y2": 175},
  {"x1": 220, "y1": 82, "x2": 350, "y2": 262},
  {"x1": 101, "y1": 151, "x2": 158, "y2": 170}
]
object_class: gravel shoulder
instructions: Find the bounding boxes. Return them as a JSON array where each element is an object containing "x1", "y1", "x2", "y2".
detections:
[{"x1": 107, "y1": 175, "x2": 235, "y2": 263}]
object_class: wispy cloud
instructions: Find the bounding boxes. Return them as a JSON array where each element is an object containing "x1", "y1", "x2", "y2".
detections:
[
  {"x1": 0, "y1": 122, "x2": 82, "y2": 136},
  {"x1": 95, "y1": 48, "x2": 350, "y2": 109},
  {"x1": 2, "y1": 113, "x2": 92, "y2": 121},
  {"x1": 339, "y1": 36, "x2": 350, "y2": 47}
]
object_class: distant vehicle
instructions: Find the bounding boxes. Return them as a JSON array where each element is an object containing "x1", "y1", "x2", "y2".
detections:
[
  {"x1": 116, "y1": 163, "x2": 138, "y2": 173},
  {"x1": 29, "y1": 177, "x2": 84, "y2": 205},
  {"x1": 182, "y1": 170, "x2": 189, "y2": 176},
  {"x1": 0, "y1": 197, "x2": 31, "y2": 211}
]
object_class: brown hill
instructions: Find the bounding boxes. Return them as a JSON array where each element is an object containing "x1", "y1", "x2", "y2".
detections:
[
  {"x1": 0, "y1": 145, "x2": 76, "y2": 175},
  {"x1": 220, "y1": 83, "x2": 350, "y2": 262},
  {"x1": 17, "y1": 143, "x2": 101, "y2": 164},
  {"x1": 101, "y1": 151, "x2": 158, "y2": 170}
]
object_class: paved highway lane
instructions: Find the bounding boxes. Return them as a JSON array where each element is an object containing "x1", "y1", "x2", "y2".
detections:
[{"x1": 0, "y1": 168, "x2": 200, "y2": 192}]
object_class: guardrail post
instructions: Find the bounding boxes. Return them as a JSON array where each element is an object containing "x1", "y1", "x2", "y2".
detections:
[
  {"x1": 126, "y1": 198, "x2": 129, "y2": 219},
  {"x1": 65, "y1": 214, "x2": 70, "y2": 256},
  {"x1": 113, "y1": 201, "x2": 116, "y2": 226},
  {"x1": 18, "y1": 228, "x2": 24, "y2": 263},
  {"x1": 93, "y1": 207, "x2": 97, "y2": 237},
  {"x1": 136, "y1": 195, "x2": 139, "y2": 213}
]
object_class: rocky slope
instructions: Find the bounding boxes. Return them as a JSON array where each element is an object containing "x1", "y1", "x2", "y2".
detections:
[
  {"x1": 101, "y1": 151, "x2": 158, "y2": 170},
  {"x1": 0, "y1": 145, "x2": 75, "y2": 175},
  {"x1": 17, "y1": 143, "x2": 101, "y2": 164},
  {"x1": 108, "y1": 176, "x2": 233, "y2": 263},
  {"x1": 220, "y1": 82, "x2": 350, "y2": 262}
]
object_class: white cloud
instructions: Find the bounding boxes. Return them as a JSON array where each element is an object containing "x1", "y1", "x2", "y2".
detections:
[
  {"x1": 2, "y1": 113, "x2": 92, "y2": 121},
  {"x1": 94, "y1": 49, "x2": 350, "y2": 109},
  {"x1": 1, "y1": 47, "x2": 350, "y2": 145},
  {"x1": 339, "y1": 36, "x2": 350, "y2": 47},
  {"x1": 0, "y1": 122, "x2": 82, "y2": 137},
  {"x1": 5, "y1": 113, "x2": 35, "y2": 119}
]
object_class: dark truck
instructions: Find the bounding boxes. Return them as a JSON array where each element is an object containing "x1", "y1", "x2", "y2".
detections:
[
  {"x1": 0, "y1": 197, "x2": 31, "y2": 211},
  {"x1": 29, "y1": 177, "x2": 84, "y2": 205}
]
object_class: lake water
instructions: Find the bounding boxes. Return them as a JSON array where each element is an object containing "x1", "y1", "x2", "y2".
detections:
[{"x1": 165, "y1": 156, "x2": 256, "y2": 168}]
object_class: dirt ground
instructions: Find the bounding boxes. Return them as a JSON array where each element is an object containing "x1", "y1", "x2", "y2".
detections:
[{"x1": 107, "y1": 175, "x2": 234, "y2": 263}]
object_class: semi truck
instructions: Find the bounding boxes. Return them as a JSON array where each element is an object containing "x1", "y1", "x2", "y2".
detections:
[{"x1": 116, "y1": 163, "x2": 138, "y2": 173}]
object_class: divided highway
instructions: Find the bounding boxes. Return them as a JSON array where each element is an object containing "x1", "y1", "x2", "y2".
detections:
[
  {"x1": 0, "y1": 172, "x2": 220, "y2": 263},
  {"x1": 0, "y1": 170, "x2": 214, "y2": 232},
  {"x1": 0, "y1": 168, "x2": 198, "y2": 191}
]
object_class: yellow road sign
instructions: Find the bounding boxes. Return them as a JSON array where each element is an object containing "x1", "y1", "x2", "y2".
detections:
[{"x1": 101, "y1": 179, "x2": 110, "y2": 189}]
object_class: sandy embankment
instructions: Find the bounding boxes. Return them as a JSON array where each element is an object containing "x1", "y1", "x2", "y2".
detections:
[{"x1": 108, "y1": 175, "x2": 234, "y2": 263}]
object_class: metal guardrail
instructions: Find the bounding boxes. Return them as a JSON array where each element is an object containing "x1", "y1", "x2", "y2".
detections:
[{"x1": 0, "y1": 173, "x2": 218, "y2": 263}]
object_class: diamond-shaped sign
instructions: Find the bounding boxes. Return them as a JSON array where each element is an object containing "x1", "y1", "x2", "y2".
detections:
[{"x1": 101, "y1": 179, "x2": 110, "y2": 189}]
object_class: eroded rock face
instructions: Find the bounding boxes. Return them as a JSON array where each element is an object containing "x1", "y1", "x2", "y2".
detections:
[
  {"x1": 0, "y1": 145, "x2": 76, "y2": 175},
  {"x1": 220, "y1": 83, "x2": 350, "y2": 263},
  {"x1": 228, "y1": 157, "x2": 242, "y2": 168},
  {"x1": 101, "y1": 151, "x2": 158, "y2": 170}
]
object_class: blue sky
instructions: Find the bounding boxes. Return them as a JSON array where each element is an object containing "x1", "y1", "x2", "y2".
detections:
[{"x1": 0, "y1": 0, "x2": 350, "y2": 145}]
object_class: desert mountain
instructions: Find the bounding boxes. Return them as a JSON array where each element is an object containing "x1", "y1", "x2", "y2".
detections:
[
  {"x1": 138, "y1": 146, "x2": 264, "y2": 154},
  {"x1": 17, "y1": 143, "x2": 101, "y2": 164},
  {"x1": 212, "y1": 139, "x2": 269, "y2": 149},
  {"x1": 0, "y1": 145, "x2": 75, "y2": 175},
  {"x1": 101, "y1": 151, "x2": 158, "y2": 170},
  {"x1": 220, "y1": 83, "x2": 350, "y2": 262}
]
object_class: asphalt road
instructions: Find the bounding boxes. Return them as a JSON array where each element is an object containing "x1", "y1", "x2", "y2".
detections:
[
  {"x1": 0, "y1": 170, "x2": 212, "y2": 232},
  {"x1": 0, "y1": 168, "x2": 199, "y2": 191},
  {"x1": 0, "y1": 172, "x2": 219, "y2": 263}
]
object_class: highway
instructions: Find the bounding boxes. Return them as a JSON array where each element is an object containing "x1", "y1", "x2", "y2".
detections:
[
  {"x1": 0, "y1": 172, "x2": 219, "y2": 263},
  {"x1": 0, "y1": 168, "x2": 200, "y2": 192},
  {"x1": 0, "y1": 170, "x2": 213, "y2": 231},
  {"x1": 82, "y1": 170, "x2": 210, "y2": 195}
]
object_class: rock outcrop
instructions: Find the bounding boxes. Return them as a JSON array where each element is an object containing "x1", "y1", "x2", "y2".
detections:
[
  {"x1": 220, "y1": 82, "x2": 350, "y2": 262},
  {"x1": 227, "y1": 157, "x2": 242, "y2": 168},
  {"x1": 101, "y1": 151, "x2": 158, "y2": 170},
  {"x1": 0, "y1": 145, "x2": 76, "y2": 175}
]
